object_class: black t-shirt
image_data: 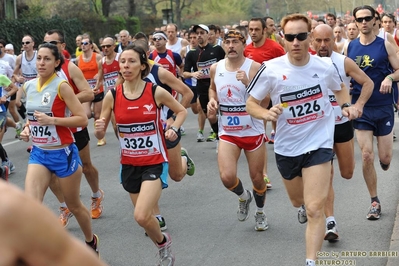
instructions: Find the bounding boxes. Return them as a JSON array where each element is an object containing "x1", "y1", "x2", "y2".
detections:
[{"x1": 184, "y1": 43, "x2": 225, "y2": 95}]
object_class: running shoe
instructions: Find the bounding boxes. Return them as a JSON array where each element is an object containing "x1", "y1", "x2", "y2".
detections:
[
  {"x1": 206, "y1": 132, "x2": 217, "y2": 142},
  {"x1": 15, "y1": 122, "x2": 23, "y2": 139},
  {"x1": 367, "y1": 201, "x2": 381, "y2": 220},
  {"x1": 2, "y1": 160, "x2": 15, "y2": 174},
  {"x1": 97, "y1": 138, "x2": 106, "y2": 146},
  {"x1": 237, "y1": 190, "x2": 253, "y2": 221},
  {"x1": 298, "y1": 205, "x2": 307, "y2": 224},
  {"x1": 379, "y1": 160, "x2": 390, "y2": 171},
  {"x1": 263, "y1": 175, "x2": 272, "y2": 189},
  {"x1": 197, "y1": 131, "x2": 205, "y2": 142},
  {"x1": 59, "y1": 207, "x2": 73, "y2": 227},
  {"x1": 180, "y1": 126, "x2": 186, "y2": 136},
  {"x1": 324, "y1": 221, "x2": 339, "y2": 242},
  {"x1": 0, "y1": 165, "x2": 8, "y2": 181},
  {"x1": 86, "y1": 234, "x2": 99, "y2": 255},
  {"x1": 254, "y1": 211, "x2": 269, "y2": 231},
  {"x1": 157, "y1": 232, "x2": 175, "y2": 266},
  {"x1": 181, "y1": 148, "x2": 195, "y2": 176},
  {"x1": 157, "y1": 216, "x2": 167, "y2": 231},
  {"x1": 91, "y1": 189, "x2": 104, "y2": 219}
]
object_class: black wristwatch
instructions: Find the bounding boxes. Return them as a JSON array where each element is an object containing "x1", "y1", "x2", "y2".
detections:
[{"x1": 341, "y1": 103, "x2": 351, "y2": 109}]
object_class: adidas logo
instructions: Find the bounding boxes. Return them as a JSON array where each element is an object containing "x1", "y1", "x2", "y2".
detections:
[
  {"x1": 312, "y1": 74, "x2": 319, "y2": 78},
  {"x1": 386, "y1": 121, "x2": 391, "y2": 126}
]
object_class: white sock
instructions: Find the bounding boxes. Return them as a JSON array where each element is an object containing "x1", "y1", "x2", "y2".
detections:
[
  {"x1": 256, "y1": 208, "x2": 264, "y2": 213},
  {"x1": 326, "y1": 216, "x2": 336, "y2": 225},
  {"x1": 239, "y1": 189, "x2": 249, "y2": 200},
  {"x1": 92, "y1": 190, "x2": 102, "y2": 198},
  {"x1": 306, "y1": 259, "x2": 315, "y2": 266},
  {"x1": 60, "y1": 202, "x2": 67, "y2": 208}
]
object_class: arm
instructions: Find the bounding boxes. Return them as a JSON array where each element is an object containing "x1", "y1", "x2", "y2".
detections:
[
  {"x1": 246, "y1": 95, "x2": 282, "y2": 122},
  {"x1": 12, "y1": 55, "x2": 24, "y2": 83},
  {"x1": 381, "y1": 41, "x2": 399, "y2": 94},
  {"x1": 68, "y1": 62, "x2": 95, "y2": 103},
  {"x1": 94, "y1": 91, "x2": 114, "y2": 140},
  {"x1": 92, "y1": 54, "x2": 104, "y2": 94},
  {"x1": 332, "y1": 83, "x2": 359, "y2": 120},
  {"x1": 207, "y1": 63, "x2": 218, "y2": 115},
  {"x1": 158, "y1": 66, "x2": 193, "y2": 108},
  {"x1": 182, "y1": 51, "x2": 203, "y2": 79},
  {"x1": 34, "y1": 82, "x2": 88, "y2": 128},
  {"x1": 154, "y1": 85, "x2": 187, "y2": 141}
]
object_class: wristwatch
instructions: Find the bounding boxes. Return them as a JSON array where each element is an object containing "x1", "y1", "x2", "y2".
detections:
[
  {"x1": 341, "y1": 103, "x2": 351, "y2": 109},
  {"x1": 170, "y1": 126, "x2": 179, "y2": 134}
]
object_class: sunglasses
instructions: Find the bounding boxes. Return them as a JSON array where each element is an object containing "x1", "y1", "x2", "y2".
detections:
[
  {"x1": 42, "y1": 41, "x2": 61, "y2": 45},
  {"x1": 82, "y1": 42, "x2": 90, "y2": 46},
  {"x1": 355, "y1": 16, "x2": 374, "y2": 23},
  {"x1": 22, "y1": 41, "x2": 31, "y2": 45},
  {"x1": 152, "y1": 37, "x2": 164, "y2": 41},
  {"x1": 101, "y1": 44, "x2": 112, "y2": 49},
  {"x1": 284, "y1": 32, "x2": 309, "y2": 42}
]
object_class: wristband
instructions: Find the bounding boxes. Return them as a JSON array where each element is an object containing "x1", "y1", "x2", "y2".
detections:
[
  {"x1": 386, "y1": 75, "x2": 394, "y2": 82},
  {"x1": 169, "y1": 126, "x2": 179, "y2": 134}
]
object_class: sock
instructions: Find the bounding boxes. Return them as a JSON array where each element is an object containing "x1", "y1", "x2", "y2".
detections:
[
  {"x1": 155, "y1": 214, "x2": 162, "y2": 219},
  {"x1": 371, "y1": 196, "x2": 380, "y2": 204},
  {"x1": 210, "y1": 121, "x2": 218, "y2": 136},
  {"x1": 238, "y1": 189, "x2": 249, "y2": 201},
  {"x1": 157, "y1": 235, "x2": 167, "y2": 245},
  {"x1": 229, "y1": 178, "x2": 245, "y2": 197},
  {"x1": 326, "y1": 216, "x2": 335, "y2": 225},
  {"x1": 92, "y1": 190, "x2": 102, "y2": 198},
  {"x1": 306, "y1": 259, "x2": 315, "y2": 266},
  {"x1": 60, "y1": 202, "x2": 67, "y2": 208},
  {"x1": 253, "y1": 188, "x2": 266, "y2": 209},
  {"x1": 199, "y1": 129, "x2": 203, "y2": 134},
  {"x1": 18, "y1": 102, "x2": 26, "y2": 119},
  {"x1": 256, "y1": 207, "x2": 264, "y2": 213},
  {"x1": 85, "y1": 235, "x2": 96, "y2": 246}
]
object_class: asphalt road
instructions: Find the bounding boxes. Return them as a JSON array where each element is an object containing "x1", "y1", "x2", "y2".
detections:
[{"x1": 4, "y1": 111, "x2": 399, "y2": 266}]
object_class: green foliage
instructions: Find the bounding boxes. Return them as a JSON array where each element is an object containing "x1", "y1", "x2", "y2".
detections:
[
  {"x1": 18, "y1": 4, "x2": 46, "y2": 20},
  {"x1": 0, "y1": 16, "x2": 82, "y2": 55}
]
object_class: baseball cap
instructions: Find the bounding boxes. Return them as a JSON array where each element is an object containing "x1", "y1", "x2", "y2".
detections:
[
  {"x1": 5, "y1": 44, "x2": 13, "y2": 50},
  {"x1": 193, "y1": 24, "x2": 209, "y2": 33}
]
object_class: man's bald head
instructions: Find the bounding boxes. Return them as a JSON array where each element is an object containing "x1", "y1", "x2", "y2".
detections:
[{"x1": 312, "y1": 24, "x2": 335, "y2": 57}]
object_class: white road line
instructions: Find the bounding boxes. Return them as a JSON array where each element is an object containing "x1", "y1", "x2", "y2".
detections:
[{"x1": 3, "y1": 140, "x2": 22, "y2": 147}]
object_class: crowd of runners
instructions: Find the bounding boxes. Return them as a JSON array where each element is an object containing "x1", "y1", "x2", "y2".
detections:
[{"x1": 0, "y1": 4, "x2": 398, "y2": 266}]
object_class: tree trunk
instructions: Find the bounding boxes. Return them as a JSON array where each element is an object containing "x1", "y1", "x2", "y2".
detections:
[
  {"x1": 128, "y1": 0, "x2": 136, "y2": 16},
  {"x1": 102, "y1": 0, "x2": 112, "y2": 17}
]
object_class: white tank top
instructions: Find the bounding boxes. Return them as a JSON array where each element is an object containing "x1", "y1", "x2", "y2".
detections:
[
  {"x1": 329, "y1": 52, "x2": 350, "y2": 125},
  {"x1": 166, "y1": 38, "x2": 183, "y2": 53},
  {"x1": 21, "y1": 51, "x2": 38, "y2": 81},
  {"x1": 214, "y1": 58, "x2": 265, "y2": 137}
]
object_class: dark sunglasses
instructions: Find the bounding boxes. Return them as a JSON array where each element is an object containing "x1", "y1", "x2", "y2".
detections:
[
  {"x1": 152, "y1": 37, "x2": 164, "y2": 41},
  {"x1": 355, "y1": 16, "x2": 374, "y2": 23},
  {"x1": 101, "y1": 44, "x2": 112, "y2": 49},
  {"x1": 82, "y1": 42, "x2": 90, "y2": 45},
  {"x1": 284, "y1": 32, "x2": 309, "y2": 42},
  {"x1": 22, "y1": 41, "x2": 31, "y2": 45},
  {"x1": 42, "y1": 41, "x2": 61, "y2": 45}
]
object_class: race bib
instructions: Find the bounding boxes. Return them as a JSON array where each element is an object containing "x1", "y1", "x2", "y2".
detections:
[
  {"x1": 27, "y1": 112, "x2": 59, "y2": 145},
  {"x1": 280, "y1": 85, "x2": 325, "y2": 125},
  {"x1": 220, "y1": 105, "x2": 252, "y2": 131}
]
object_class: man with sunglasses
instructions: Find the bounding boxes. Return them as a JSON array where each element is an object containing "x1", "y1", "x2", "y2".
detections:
[
  {"x1": 42, "y1": 30, "x2": 104, "y2": 227},
  {"x1": 246, "y1": 14, "x2": 359, "y2": 266},
  {"x1": 347, "y1": 5, "x2": 399, "y2": 221},
  {"x1": 312, "y1": 23, "x2": 373, "y2": 243}
]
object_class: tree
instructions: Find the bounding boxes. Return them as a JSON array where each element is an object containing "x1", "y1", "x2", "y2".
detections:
[
  {"x1": 173, "y1": 0, "x2": 195, "y2": 28},
  {"x1": 128, "y1": 0, "x2": 136, "y2": 16},
  {"x1": 102, "y1": 0, "x2": 113, "y2": 17}
]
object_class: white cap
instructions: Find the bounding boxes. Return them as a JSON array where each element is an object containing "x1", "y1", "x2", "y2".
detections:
[
  {"x1": 5, "y1": 44, "x2": 13, "y2": 50},
  {"x1": 193, "y1": 24, "x2": 209, "y2": 33}
]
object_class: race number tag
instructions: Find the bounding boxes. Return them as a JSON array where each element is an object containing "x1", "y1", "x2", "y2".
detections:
[
  {"x1": 27, "y1": 112, "x2": 59, "y2": 145},
  {"x1": 219, "y1": 105, "x2": 252, "y2": 131}
]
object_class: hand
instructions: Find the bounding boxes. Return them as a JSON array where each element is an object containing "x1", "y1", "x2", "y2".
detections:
[
  {"x1": 20, "y1": 126, "x2": 30, "y2": 142},
  {"x1": 236, "y1": 69, "x2": 249, "y2": 86},
  {"x1": 265, "y1": 104, "x2": 283, "y2": 122},
  {"x1": 164, "y1": 128, "x2": 177, "y2": 141},
  {"x1": 207, "y1": 98, "x2": 218, "y2": 115},
  {"x1": 380, "y1": 78, "x2": 392, "y2": 94},
  {"x1": 34, "y1": 111, "x2": 53, "y2": 126},
  {"x1": 342, "y1": 106, "x2": 360, "y2": 120},
  {"x1": 94, "y1": 117, "x2": 106, "y2": 133},
  {"x1": 192, "y1": 71, "x2": 203, "y2": 79}
]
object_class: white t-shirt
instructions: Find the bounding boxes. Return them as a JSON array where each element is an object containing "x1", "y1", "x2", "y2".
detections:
[{"x1": 247, "y1": 54, "x2": 342, "y2": 156}]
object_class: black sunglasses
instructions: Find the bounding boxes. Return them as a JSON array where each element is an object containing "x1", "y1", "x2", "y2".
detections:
[
  {"x1": 355, "y1": 16, "x2": 374, "y2": 23},
  {"x1": 284, "y1": 32, "x2": 309, "y2": 42},
  {"x1": 152, "y1": 37, "x2": 164, "y2": 41},
  {"x1": 101, "y1": 44, "x2": 112, "y2": 49},
  {"x1": 82, "y1": 42, "x2": 90, "y2": 45},
  {"x1": 42, "y1": 41, "x2": 61, "y2": 45},
  {"x1": 22, "y1": 41, "x2": 31, "y2": 45}
]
